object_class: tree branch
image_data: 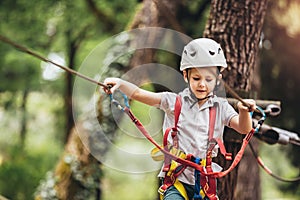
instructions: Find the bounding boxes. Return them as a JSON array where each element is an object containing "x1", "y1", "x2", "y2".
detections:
[{"x1": 85, "y1": 0, "x2": 115, "y2": 31}]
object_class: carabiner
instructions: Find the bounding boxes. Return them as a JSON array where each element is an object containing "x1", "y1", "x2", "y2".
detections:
[
  {"x1": 264, "y1": 104, "x2": 281, "y2": 117},
  {"x1": 109, "y1": 90, "x2": 130, "y2": 112},
  {"x1": 253, "y1": 106, "x2": 266, "y2": 133}
]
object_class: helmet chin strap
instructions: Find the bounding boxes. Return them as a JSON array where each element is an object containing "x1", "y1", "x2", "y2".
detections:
[
  {"x1": 186, "y1": 73, "x2": 213, "y2": 109},
  {"x1": 189, "y1": 90, "x2": 213, "y2": 109}
]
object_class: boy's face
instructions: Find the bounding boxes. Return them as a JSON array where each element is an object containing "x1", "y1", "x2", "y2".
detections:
[{"x1": 183, "y1": 67, "x2": 220, "y2": 99}]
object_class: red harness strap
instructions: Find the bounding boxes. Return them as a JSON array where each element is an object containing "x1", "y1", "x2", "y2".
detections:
[
  {"x1": 159, "y1": 96, "x2": 186, "y2": 194},
  {"x1": 200, "y1": 106, "x2": 218, "y2": 200},
  {"x1": 163, "y1": 95, "x2": 182, "y2": 172}
]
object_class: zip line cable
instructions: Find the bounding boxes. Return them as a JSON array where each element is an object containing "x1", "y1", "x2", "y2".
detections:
[{"x1": 0, "y1": 35, "x2": 109, "y2": 89}]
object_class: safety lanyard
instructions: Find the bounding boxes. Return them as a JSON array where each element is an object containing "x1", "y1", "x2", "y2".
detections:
[{"x1": 109, "y1": 92, "x2": 266, "y2": 178}]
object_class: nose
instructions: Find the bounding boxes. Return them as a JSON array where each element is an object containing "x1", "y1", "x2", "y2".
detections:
[{"x1": 198, "y1": 80, "x2": 205, "y2": 87}]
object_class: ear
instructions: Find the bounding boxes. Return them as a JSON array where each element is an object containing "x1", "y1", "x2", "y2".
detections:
[{"x1": 183, "y1": 70, "x2": 188, "y2": 83}]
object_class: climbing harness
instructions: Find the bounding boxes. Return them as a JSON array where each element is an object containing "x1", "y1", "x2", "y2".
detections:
[{"x1": 110, "y1": 92, "x2": 266, "y2": 200}]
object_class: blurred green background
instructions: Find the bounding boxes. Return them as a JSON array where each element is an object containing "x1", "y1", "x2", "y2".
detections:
[{"x1": 0, "y1": 0, "x2": 299, "y2": 199}]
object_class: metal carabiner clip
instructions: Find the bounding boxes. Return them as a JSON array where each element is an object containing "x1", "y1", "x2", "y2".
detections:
[
  {"x1": 264, "y1": 104, "x2": 281, "y2": 117},
  {"x1": 109, "y1": 90, "x2": 130, "y2": 112},
  {"x1": 253, "y1": 106, "x2": 266, "y2": 133}
]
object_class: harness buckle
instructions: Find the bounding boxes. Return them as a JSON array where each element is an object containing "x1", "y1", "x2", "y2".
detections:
[
  {"x1": 158, "y1": 185, "x2": 166, "y2": 196},
  {"x1": 225, "y1": 153, "x2": 232, "y2": 160},
  {"x1": 200, "y1": 159, "x2": 206, "y2": 167},
  {"x1": 171, "y1": 128, "x2": 180, "y2": 136},
  {"x1": 171, "y1": 129, "x2": 180, "y2": 148},
  {"x1": 207, "y1": 140, "x2": 217, "y2": 152}
]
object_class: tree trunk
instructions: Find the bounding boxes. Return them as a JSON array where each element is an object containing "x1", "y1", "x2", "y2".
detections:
[
  {"x1": 203, "y1": 0, "x2": 268, "y2": 199},
  {"x1": 20, "y1": 89, "x2": 28, "y2": 149},
  {"x1": 64, "y1": 38, "x2": 75, "y2": 143},
  {"x1": 128, "y1": 0, "x2": 182, "y2": 68}
]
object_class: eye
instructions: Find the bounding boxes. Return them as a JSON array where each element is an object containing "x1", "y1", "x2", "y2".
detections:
[
  {"x1": 206, "y1": 78, "x2": 213, "y2": 82},
  {"x1": 192, "y1": 77, "x2": 200, "y2": 81}
]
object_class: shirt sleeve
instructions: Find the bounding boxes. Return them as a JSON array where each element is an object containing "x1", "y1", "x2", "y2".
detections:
[
  {"x1": 221, "y1": 99, "x2": 238, "y2": 127},
  {"x1": 159, "y1": 92, "x2": 177, "y2": 115}
]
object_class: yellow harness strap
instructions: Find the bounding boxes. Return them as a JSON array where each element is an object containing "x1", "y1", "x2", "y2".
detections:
[
  {"x1": 151, "y1": 145, "x2": 187, "y2": 161},
  {"x1": 153, "y1": 146, "x2": 189, "y2": 199},
  {"x1": 174, "y1": 179, "x2": 189, "y2": 200},
  {"x1": 159, "y1": 179, "x2": 189, "y2": 200}
]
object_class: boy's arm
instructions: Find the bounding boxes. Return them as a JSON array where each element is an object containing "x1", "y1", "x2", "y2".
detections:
[
  {"x1": 229, "y1": 100, "x2": 256, "y2": 134},
  {"x1": 103, "y1": 77, "x2": 162, "y2": 107}
]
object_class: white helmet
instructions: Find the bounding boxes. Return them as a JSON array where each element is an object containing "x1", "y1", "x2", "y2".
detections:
[{"x1": 180, "y1": 38, "x2": 227, "y2": 71}]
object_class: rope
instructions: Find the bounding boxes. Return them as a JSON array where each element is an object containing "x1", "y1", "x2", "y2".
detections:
[
  {"x1": 249, "y1": 142, "x2": 300, "y2": 182},
  {"x1": 223, "y1": 82, "x2": 260, "y2": 113},
  {"x1": 0, "y1": 34, "x2": 109, "y2": 89}
]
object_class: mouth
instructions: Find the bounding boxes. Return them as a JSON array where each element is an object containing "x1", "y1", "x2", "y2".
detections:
[{"x1": 196, "y1": 89, "x2": 207, "y2": 93}]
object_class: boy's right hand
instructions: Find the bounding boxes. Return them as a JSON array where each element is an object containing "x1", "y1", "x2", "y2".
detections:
[{"x1": 103, "y1": 77, "x2": 122, "y2": 94}]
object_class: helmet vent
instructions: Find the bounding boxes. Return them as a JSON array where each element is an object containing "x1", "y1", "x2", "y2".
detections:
[
  {"x1": 218, "y1": 48, "x2": 222, "y2": 54},
  {"x1": 190, "y1": 50, "x2": 196, "y2": 57},
  {"x1": 209, "y1": 50, "x2": 215, "y2": 56}
]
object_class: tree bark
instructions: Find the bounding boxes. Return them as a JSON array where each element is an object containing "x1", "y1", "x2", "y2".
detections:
[
  {"x1": 203, "y1": 0, "x2": 268, "y2": 199},
  {"x1": 204, "y1": 0, "x2": 268, "y2": 90},
  {"x1": 128, "y1": 0, "x2": 182, "y2": 68}
]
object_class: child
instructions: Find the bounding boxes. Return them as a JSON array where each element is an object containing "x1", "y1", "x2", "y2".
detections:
[{"x1": 103, "y1": 38, "x2": 256, "y2": 200}]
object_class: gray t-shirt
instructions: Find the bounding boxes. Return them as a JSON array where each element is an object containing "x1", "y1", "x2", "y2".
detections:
[{"x1": 158, "y1": 88, "x2": 238, "y2": 185}]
